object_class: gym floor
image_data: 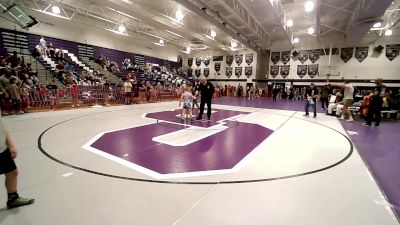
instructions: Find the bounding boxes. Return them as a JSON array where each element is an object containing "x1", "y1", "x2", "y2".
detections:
[{"x1": 0, "y1": 98, "x2": 398, "y2": 225}]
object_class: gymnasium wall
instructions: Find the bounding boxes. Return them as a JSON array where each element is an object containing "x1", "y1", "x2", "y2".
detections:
[
  {"x1": 269, "y1": 40, "x2": 400, "y2": 85},
  {"x1": 184, "y1": 49, "x2": 258, "y2": 87},
  {"x1": 0, "y1": 10, "x2": 180, "y2": 62}
]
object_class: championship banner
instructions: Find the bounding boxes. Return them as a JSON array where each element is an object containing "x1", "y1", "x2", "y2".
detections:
[
  {"x1": 297, "y1": 65, "x2": 307, "y2": 78},
  {"x1": 187, "y1": 69, "x2": 192, "y2": 76},
  {"x1": 270, "y1": 65, "x2": 279, "y2": 78},
  {"x1": 245, "y1": 66, "x2": 253, "y2": 78},
  {"x1": 203, "y1": 58, "x2": 210, "y2": 66},
  {"x1": 188, "y1": 58, "x2": 193, "y2": 67},
  {"x1": 195, "y1": 68, "x2": 201, "y2": 77},
  {"x1": 386, "y1": 44, "x2": 400, "y2": 61},
  {"x1": 203, "y1": 68, "x2": 210, "y2": 77},
  {"x1": 235, "y1": 54, "x2": 243, "y2": 65},
  {"x1": 281, "y1": 51, "x2": 291, "y2": 64},
  {"x1": 308, "y1": 64, "x2": 319, "y2": 78},
  {"x1": 341, "y1": 47, "x2": 353, "y2": 63},
  {"x1": 226, "y1": 67, "x2": 233, "y2": 78},
  {"x1": 195, "y1": 58, "x2": 201, "y2": 67},
  {"x1": 298, "y1": 50, "x2": 309, "y2": 64},
  {"x1": 355, "y1": 47, "x2": 369, "y2": 63},
  {"x1": 280, "y1": 65, "x2": 290, "y2": 78},
  {"x1": 271, "y1": 52, "x2": 281, "y2": 64},
  {"x1": 226, "y1": 55, "x2": 233, "y2": 66},
  {"x1": 235, "y1": 67, "x2": 242, "y2": 78},
  {"x1": 245, "y1": 54, "x2": 254, "y2": 65},
  {"x1": 214, "y1": 62, "x2": 221, "y2": 72},
  {"x1": 309, "y1": 50, "x2": 320, "y2": 63}
]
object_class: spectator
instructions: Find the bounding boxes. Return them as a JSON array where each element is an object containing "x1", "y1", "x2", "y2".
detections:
[
  {"x1": 47, "y1": 43, "x2": 55, "y2": 58},
  {"x1": 39, "y1": 37, "x2": 47, "y2": 57},
  {"x1": 339, "y1": 80, "x2": 355, "y2": 122},
  {"x1": 70, "y1": 80, "x2": 79, "y2": 107},
  {"x1": 304, "y1": 83, "x2": 319, "y2": 118},
  {"x1": 54, "y1": 49, "x2": 64, "y2": 62},
  {"x1": 5, "y1": 51, "x2": 21, "y2": 69},
  {"x1": 123, "y1": 79, "x2": 132, "y2": 104},
  {"x1": 327, "y1": 91, "x2": 344, "y2": 116},
  {"x1": 9, "y1": 77, "x2": 22, "y2": 114},
  {"x1": 320, "y1": 84, "x2": 330, "y2": 110}
]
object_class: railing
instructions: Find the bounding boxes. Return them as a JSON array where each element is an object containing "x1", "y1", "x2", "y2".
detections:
[{"x1": 22, "y1": 85, "x2": 179, "y2": 111}]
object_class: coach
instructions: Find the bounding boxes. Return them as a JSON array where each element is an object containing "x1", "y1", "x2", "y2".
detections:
[{"x1": 196, "y1": 77, "x2": 215, "y2": 120}]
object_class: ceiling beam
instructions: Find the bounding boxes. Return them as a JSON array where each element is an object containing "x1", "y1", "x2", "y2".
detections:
[
  {"x1": 175, "y1": 0, "x2": 259, "y2": 51},
  {"x1": 316, "y1": 0, "x2": 321, "y2": 40}
]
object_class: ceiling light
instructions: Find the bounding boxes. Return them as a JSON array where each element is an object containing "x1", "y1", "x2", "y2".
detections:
[
  {"x1": 51, "y1": 5, "x2": 61, "y2": 14},
  {"x1": 308, "y1": 27, "x2": 314, "y2": 34},
  {"x1": 293, "y1": 37, "x2": 299, "y2": 43},
  {"x1": 305, "y1": 1, "x2": 314, "y2": 12},
  {"x1": 287, "y1": 19, "x2": 293, "y2": 27},
  {"x1": 186, "y1": 46, "x2": 191, "y2": 52},
  {"x1": 210, "y1": 30, "x2": 216, "y2": 38},
  {"x1": 373, "y1": 22, "x2": 382, "y2": 28},
  {"x1": 118, "y1": 25, "x2": 126, "y2": 33},
  {"x1": 159, "y1": 39, "x2": 164, "y2": 45},
  {"x1": 385, "y1": 29, "x2": 392, "y2": 36},
  {"x1": 176, "y1": 9, "x2": 184, "y2": 20},
  {"x1": 231, "y1": 41, "x2": 237, "y2": 48}
]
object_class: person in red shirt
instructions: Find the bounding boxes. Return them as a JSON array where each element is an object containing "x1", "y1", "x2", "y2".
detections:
[{"x1": 70, "y1": 80, "x2": 79, "y2": 107}]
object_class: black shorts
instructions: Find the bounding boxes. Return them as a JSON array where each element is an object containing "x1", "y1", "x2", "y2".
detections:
[{"x1": 0, "y1": 149, "x2": 17, "y2": 174}]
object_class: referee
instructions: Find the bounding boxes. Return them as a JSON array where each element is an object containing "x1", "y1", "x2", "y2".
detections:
[{"x1": 196, "y1": 77, "x2": 215, "y2": 120}]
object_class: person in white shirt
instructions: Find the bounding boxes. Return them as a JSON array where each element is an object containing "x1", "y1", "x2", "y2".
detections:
[
  {"x1": 339, "y1": 80, "x2": 354, "y2": 122},
  {"x1": 123, "y1": 80, "x2": 133, "y2": 104}
]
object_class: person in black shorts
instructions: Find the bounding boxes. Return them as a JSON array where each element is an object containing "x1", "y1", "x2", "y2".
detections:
[{"x1": 0, "y1": 116, "x2": 34, "y2": 209}]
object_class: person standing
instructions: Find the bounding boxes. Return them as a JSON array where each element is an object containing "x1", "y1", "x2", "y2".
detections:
[
  {"x1": 304, "y1": 83, "x2": 319, "y2": 118},
  {"x1": 339, "y1": 80, "x2": 354, "y2": 122},
  {"x1": 196, "y1": 77, "x2": 214, "y2": 120},
  {"x1": 364, "y1": 79, "x2": 385, "y2": 126},
  {"x1": 0, "y1": 115, "x2": 35, "y2": 208},
  {"x1": 320, "y1": 84, "x2": 330, "y2": 110}
]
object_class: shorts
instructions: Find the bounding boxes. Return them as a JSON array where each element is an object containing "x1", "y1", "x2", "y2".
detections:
[
  {"x1": 183, "y1": 102, "x2": 192, "y2": 109},
  {"x1": 0, "y1": 149, "x2": 17, "y2": 174},
  {"x1": 343, "y1": 99, "x2": 353, "y2": 108}
]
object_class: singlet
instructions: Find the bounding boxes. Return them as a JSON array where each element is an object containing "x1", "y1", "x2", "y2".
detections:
[
  {"x1": 182, "y1": 92, "x2": 193, "y2": 104},
  {"x1": 0, "y1": 119, "x2": 7, "y2": 151}
]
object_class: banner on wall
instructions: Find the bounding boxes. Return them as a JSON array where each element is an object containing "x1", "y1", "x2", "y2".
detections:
[
  {"x1": 203, "y1": 58, "x2": 210, "y2": 66},
  {"x1": 309, "y1": 50, "x2": 320, "y2": 63},
  {"x1": 214, "y1": 62, "x2": 221, "y2": 72},
  {"x1": 235, "y1": 67, "x2": 242, "y2": 78},
  {"x1": 226, "y1": 55, "x2": 233, "y2": 66},
  {"x1": 297, "y1": 65, "x2": 307, "y2": 78},
  {"x1": 355, "y1": 47, "x2": 369, "y2": 63},
  {"x1": 187, "y1": 69, "x2": 192, "y2": 77},
  {"x1": 308, "y1": 64, "x2": 319, "y2": 78},
  {"x1": 203, "y1": 68, "x2": 210, "y2": 77},
  {"x1": 280, "y1": 65, "x2": 290, "y2": 78},
  {"x1": 270, "y1": 65, "x2": 279, "y2": 78},
  {"x1": 226, "y1": 67, "x2": 233, "y2": 78},
  {"x1": 245, "y1": 66, "x2": 252, "y2": 78},
  {"x1": 188, "y1": 58, "x2": 193, "y2": 67},
  {"x1": 245, "y1": 54, "x2": 254, "y2": 65},
  {"x1": 195, "y1": 68, "x2": 201, "y2": 77},
  {"x1": 271, "y1": 52, "x2": 281, "y2": 64},
  {"x1": 386, "y1": 44, "x2": 400, "y2": 61},
  {"x1": 195, "y1": 58, "x2": 201, "y2": 67},
  {"x1": 281, "y1": 51, "x2": 291, "y2": 64},
  {"x1": 235, "y1": 54, "x2": 243, "y2": 65},
  {"x1": 340, "y1": 47, "x2": 353, "y2": 63},
  {"x1": 298, "y1": 50, "x2": 309, "y2": 64}
]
